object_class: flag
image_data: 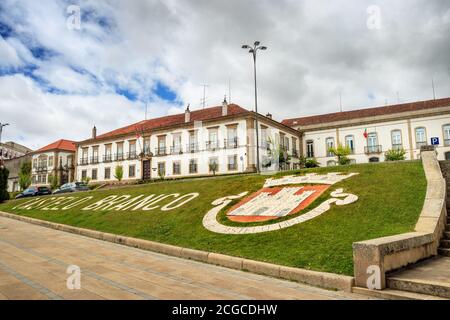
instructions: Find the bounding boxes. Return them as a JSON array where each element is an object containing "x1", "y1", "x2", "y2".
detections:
[{"x1": 363, "y1": 129, "x2": 368, "y2": 139}]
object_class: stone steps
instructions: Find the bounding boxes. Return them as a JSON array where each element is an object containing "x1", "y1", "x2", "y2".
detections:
[
  {"x1": 441, "y1": 239, "x2": 450, "y2": 248},
  {"x1": 352, "y1": 287, "x2": 447, "y2": 300},
  {"x1": 438, "y1": 248, "x2": 450, "y2": 257},
  {"x1": 387, "y1": 277, "x2": 450, "y2": 299}
]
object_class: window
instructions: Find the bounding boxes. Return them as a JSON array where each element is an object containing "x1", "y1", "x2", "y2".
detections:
[
  {"x1": 285, "y1": 137, "x2": 290, "y2": 151},
  {"x1": 209, "y1": 157, "x2": 219, "y2": 172},
  {"x1": 391, "y1": 130, "x2": 403, "y2": 150},
  {"x1": 172, "y1": 133, "x2": 182, "y2": 154},
  {"x1": 345, "y1": 135, "x2": 355, "y2": 153},
  {"x1": 92, "y1": 146, "x2": 99, "y2": 163},
  {"x1": 158, "y1": 162, "x2": 165, "y2": 177},
  {"x1": 157, "y1": 136, "x2": 166, "y2": 155},
  {"x1": 208, "y1": 128, "x2": 219, "y2": 150},
  {"x1": 365, "y1": 132, "x2": 381, "y2": 154},
  {"x1": 173, "y1": 161, "x2": 181, "y2": 175},
  {"x1": 291, "y1": 137, "x2": 298, "y2": 156},
  {"x1": 415, "y1": 127, "x2": 427, "y2": 148},
  {"x1": 280, "y1": 133, "x2": 286, "y2": 150},
  {"x1": 189, "y1": 159, "x2": 198, "y2": 174},
  {"x1": 143, "y1": 137, "x2": 151, "y2": 155},
  {"x1": 226, "y1": 126, "x2": 238, "y2": 148},
  {"x1": 48, "y1": 156, "x2": 54, "y2": 168},
  {"x1": 81, "y1": 148, "x2": 88, "y2": 164},
  {"x1": 306, "y1": 140, "x2": 314, "y2": 158},
  {"x1": 188, "y1": 131, "x2": 198, "y2": 152},
  {"x1": 81, "y1": 170, "x2": 87, "y2": 180},
  {"x1": 443, "y1": 125, "x2": 450, "y2": 146},
  {"x1": 129, "y1": 165, "x2": 136, "y2": 178},
  {"x1": 104, "y1": 144, "x2": 112, "y2": 162},
  {"x1": 228, "y1": 155, "x2": 238, "y2": 171},
  {"x1": 92, "y1": 169, "x2": 97, "y2": 180},
  {"x1": 369, "y1": 157, "x2": 380, "y2": 163},
  {"x1": 116, "y1": 142, "x2": 124, "y2": 160},
  {"x1": 260, "y1": 126, "x2": 269, "y2": 148},
  {"x1": 325, "y1": 137, "x2": 335, "y2": 157},
  {"x1": 128, "y1": 140, "x2": 137, "y2": 159},
  {"x1": 104, "y1": 167, "x2": 111, "y2": 180}
]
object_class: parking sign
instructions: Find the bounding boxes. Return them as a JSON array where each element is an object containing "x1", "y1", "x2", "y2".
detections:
[{"x1": 431, "y1": 137, "x2": 440, "y2": 145}]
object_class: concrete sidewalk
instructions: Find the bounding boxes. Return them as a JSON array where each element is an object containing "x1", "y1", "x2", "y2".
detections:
[{"x1": 0, "y1": 216, "x2": 372, "y2": 300}]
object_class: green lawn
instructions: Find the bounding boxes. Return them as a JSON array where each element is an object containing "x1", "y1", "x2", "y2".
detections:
[{"x1": 0, "y1": 161, "x2": 426, "y2": 275}]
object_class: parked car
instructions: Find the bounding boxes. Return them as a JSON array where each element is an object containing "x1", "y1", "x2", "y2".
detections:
[
  {"x1": 15, "y1": 186, "x2": 52, "y2": 199},
  {"x1": 52, "y1": 182, "x2": 90, "y2": 194}
]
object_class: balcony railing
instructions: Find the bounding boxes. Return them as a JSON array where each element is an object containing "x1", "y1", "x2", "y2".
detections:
[
  {"x1": 186, "y1": 143, "x2": 199, "y2": 153},
  {"x1": 114, "y1": 153, "x2": 125, "y2": 161},
  {"x1": 127, "y1": 152, "x2": 138, "y2": 160},
  {"x1": 365, "y1": 145, "x2": 382, "y2": 154},
  {"x1": 35, "y1": 166, "x2": 48, "y2": 172},
  {"x1": 79, "y1": 158, "x2": 89, "y2": 165},
  {"x1": 103, "y1": 154, "x2": 112, "y2": 163},
  {"x1": 170, "y1": 146, "x2": 183, "y2": 155},
  {"x1": 416, "y1": 141, "x2": 427, "y2": 149},
  {"x1": 206, "y1": 141, "x2": 219, "y2": 151},
  {"x1": 224, "y1": 138, "x2": 238, "y2": 149},
  {"x1": 445, "y1": 139, "x2": 450, "y2": 147},
  {"x1": 155, "y1": 147, "x2": 166, "y2": 156},
  {"x1": 90, "y1": 156, "x2": 99, "y2": 164},
  {"x1": 392, "y1": 144, "x2": 403, "y2": 151}
]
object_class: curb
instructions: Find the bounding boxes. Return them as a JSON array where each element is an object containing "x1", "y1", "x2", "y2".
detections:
[{"x1": 0, "y1": 211, "x2": 354, "y2": 292}]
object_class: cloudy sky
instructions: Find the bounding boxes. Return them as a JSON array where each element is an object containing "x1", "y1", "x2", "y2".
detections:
[{"x1": 0, "y1": 0, "x2": 449, "y2": 149}]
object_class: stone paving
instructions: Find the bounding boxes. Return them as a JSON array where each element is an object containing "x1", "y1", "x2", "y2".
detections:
[{"x1": 0, "y1": 216, "x2": 372, "y2": 300}]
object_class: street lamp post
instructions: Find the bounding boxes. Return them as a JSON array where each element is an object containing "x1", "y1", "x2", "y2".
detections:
[{"x1": 242, "y1": 41, "x2": 267, "y2": 173}]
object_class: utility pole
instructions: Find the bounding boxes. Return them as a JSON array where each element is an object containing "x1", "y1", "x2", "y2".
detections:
[{"x1": 200, "y1": 84, "x2": 209, "y2": 109}]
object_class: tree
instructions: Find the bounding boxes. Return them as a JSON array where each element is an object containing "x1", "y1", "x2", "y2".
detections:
[
  {"x1": 0, "y1": 165, "x2": 9, "y2": 203},
  {"x1": 385, "y1": 148, "x2": 406, "y2": 161},
  {"x1": 328, "y1": 144, "x2": 352, "y2": 165},
  {"x1": 209, "y1": 162, "x2": 218, "y2": 176},
  {"x1": 114, "y1": 165, "x2": 124, "y2": 181},
  {"x1": 48, "y1": 173, "x2": 59, "y2": 190},
  {"x1": 266, "y1": 136, "x2": 291, "y2": 170},
  {"x1": 18, "y1": 161, "x2": 32, "y2": 190}
]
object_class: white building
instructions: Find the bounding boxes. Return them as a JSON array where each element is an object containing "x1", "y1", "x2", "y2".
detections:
[
  {"x1": 75, "y1": 100, "x2": 301, "y2": 183},
  {"x1": 30, "y1": 139, "x2": 76, "y2": 186},
  {"x1": 282, "y1": 97, "x2": 450, "y2": 166}
]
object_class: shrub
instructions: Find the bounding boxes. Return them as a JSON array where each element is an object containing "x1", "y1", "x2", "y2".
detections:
[
  {"x1": 385, "y1": 148, "x2": 406, "y2": 161},
  {"x1": 328, "y1": 144, "x2": 352, "y2": 165},
  {"x1": 209, "y1": 162, "x2": 218, "y2": 176},
  {"x1": 48, "y1": 173, "x2": 60, "y2": 190},
  {"x1": 0, "y1": 166, "x2": 10, "y2": 203},
  {"x1": 114, "y1": 165, "x2": 124, "y2": 181},
  {"x1": 305, "y1": 158, "x2": 320, "y2": 168}
]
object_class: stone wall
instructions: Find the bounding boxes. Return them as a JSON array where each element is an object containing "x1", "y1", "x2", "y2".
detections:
[{"x1": 352, "y1": 150, "x2": 447, "y2": 289}]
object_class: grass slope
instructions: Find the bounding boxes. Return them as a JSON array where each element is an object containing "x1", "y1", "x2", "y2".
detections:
[{"x1": 0, "y1": 161, "x2": 426, "y2": 275}]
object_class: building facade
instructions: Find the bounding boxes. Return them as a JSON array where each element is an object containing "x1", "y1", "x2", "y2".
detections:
[
  {"x1": 282, "y1": 97, "x2": 450, "y2": 166},
  {"x1": 0, "y1": 141, "x2": 32, "y2": 161},
  {"x1": 3, "y1": 154, "x2": 33, "y2": 192},
  {"x1": 30, "y1": 139, "x2": 76, "y2": 186},
  {"x1": 75, "y1": 101, "x2": 301, "y2": 184}
]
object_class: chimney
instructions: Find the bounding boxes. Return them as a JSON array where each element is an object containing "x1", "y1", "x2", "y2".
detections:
[
  {"x1": 185, "y1": 104, "x2": 191, "y2": 123},
  {"x1": 266, "y1": 113, "x2": 272, "y2": 119},
  {"x1": 222, "y1": 96, "x2": 228, "y2": 116},
  {"x1": 92, "y1": 126, "x2": 97, "y2": 139}
]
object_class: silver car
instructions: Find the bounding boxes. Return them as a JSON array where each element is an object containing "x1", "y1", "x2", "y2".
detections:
[{"x1": 53, "y1": 182, "x2": 90, "y2": 194}]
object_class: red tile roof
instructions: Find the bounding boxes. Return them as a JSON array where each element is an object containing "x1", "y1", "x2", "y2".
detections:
[
  {"x1": 282, "y1": 97, "x2": 450, "y2": 127},
  {"x1": 91, "y1": 104, "x2": 250, "y2": 141},
  {"x1": 36, "y1": 139, "x2": 76, "y2": 153}
]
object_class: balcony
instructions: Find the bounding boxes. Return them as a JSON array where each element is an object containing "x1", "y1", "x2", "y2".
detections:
[
  {"x1": 206, "y1": 141, "x2": 219, "y2": 151},
  {"x1": 103, "y1": 154, "x2": 112, "y2": 163},
  {"x1": 224, "y1": 138, "x2": 238, "y2": 149},
  {"x1": 79, "y1": 158, "x2": 89, "y2": 166},
  {"x1": 35, "y1": 166, "x2": 48, "y2": 172},
  {"x1": 127, "y1": 152, "x2": 138, "y2": 160},
  {"x1": 155, "y1": 147, "x2": 167, "y2": 156},
  {"x1": 114, "y1": 153, "x2": 125, "y2": 161},
  {"x1": 170, "y1": 146, "x2": 183, "y2": 155},
  {"x1": 416, "y1": 141, "x2": 427, "y2": 149},
  {"x1": 186, "y1": 143, "x2": 199, "y2": 153},
  {"x1": 90, "y1": 156, "x2": 99, "y2": 164},
  {"x1": 365, "y1": 145, "x2": 382, "y2": 154}
]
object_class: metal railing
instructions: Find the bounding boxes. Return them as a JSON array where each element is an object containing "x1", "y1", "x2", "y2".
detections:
[
  {"x1": 170, "y1": 146, "x2": 183, "y2": 155},
  {"x1": 186, "y1": 143, "x2": 199, "y2": 153},
  {"x1": 206, "y1": 141, "x2": 219, "y2": 151},
  {"x1": 127, "y1": 152, "x2": 138, "y2": 160},
  {"x1": 392, "y1": 144, "x2": 403, "y2": 151},
  {"x1": 416, "y1": 141, "x2": 427, "y2": 149},
  {"x1": 365, "y1": 145, "x2": 382, "y2": 154},
  {"x1": 224, "y1": 138, "x2": 238, "y2": 149},
  {"x1": 103, "y1": 154, "x2": 112, "y2": 163},
  {"x1": 155, "y1": 147, "x2": 166, "y2": 156},
  {"x1": 90, "y1": 156, "x2": 99, "y2": 164},
  {"x1": 79, "y1": 158, "x2": 89, "y2": 165},
  {"x1": 114, "y1": 153, "x2": 125, "y2": 161}
]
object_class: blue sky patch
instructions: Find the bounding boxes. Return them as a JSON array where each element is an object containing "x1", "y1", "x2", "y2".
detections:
[{"x1": 154, "y1": 82, "x2": 177, "y2": 102}]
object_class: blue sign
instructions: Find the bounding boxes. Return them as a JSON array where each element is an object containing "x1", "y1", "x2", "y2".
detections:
[{"x1": 431, "y1": 137, "x2": 440, "y2": 145}]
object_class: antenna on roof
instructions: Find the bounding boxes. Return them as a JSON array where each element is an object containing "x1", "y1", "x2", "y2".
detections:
[
  {"x1": 432, "y1": 78, "x2": 436, "y2": 100},
  {"x1": 228, "y1": 78, "x2": 232, "y2": 103},
  {"x1": 200, "y1": 84, "x2": 209, "y2": 109}
]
